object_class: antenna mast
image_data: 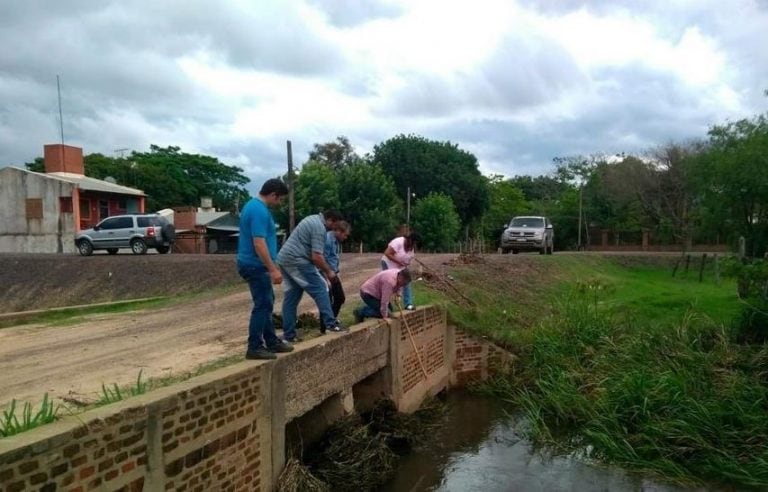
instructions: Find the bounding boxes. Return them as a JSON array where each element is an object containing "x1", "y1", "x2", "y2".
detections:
[{"x1": 56, "y1": 75, "x2": 65, "y2": 145}]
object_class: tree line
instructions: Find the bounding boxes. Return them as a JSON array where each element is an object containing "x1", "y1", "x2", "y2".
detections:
[{"x1": 26, "y1": 108, "x2": 768, "y2": 255}]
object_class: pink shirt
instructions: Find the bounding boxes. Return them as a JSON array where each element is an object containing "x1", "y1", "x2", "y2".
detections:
[
  {"x1": 381, "y1": 236, "x2": 414, "y2": 269},
  {"x1": 360, "y1": 269, "x2": 402, "y2": 318}
]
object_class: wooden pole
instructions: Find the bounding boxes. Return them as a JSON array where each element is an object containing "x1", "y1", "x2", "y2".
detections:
[
  {"x1": 286, "y1": 140, "x2": 295, "y2": 233},
  {"x1": 698, "y1": 253, "x2": 707, "y2": 283}
]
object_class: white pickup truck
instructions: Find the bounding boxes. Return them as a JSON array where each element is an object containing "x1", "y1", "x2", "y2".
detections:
[{"x1": 500, "y1": 216, "x2": 554, "y2": 255}]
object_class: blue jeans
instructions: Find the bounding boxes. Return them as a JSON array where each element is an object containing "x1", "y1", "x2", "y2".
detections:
[
  {"x1": 238, "y1": 264, "x2": 281, "y2": 352},
  {"x1": 381, "y1": 260, "x2": 413, "y2": 306},
  {"x1": 280, "y1": 263, "x2": 335, "y2": 340},
  {"x1": 358, "y1": 292, "x2": 390, "y2": 319}
]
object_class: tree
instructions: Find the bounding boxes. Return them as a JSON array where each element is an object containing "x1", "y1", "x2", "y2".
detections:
[
  {"x1": 411, "y1": 193, "x2": 461, "y2": 251},
  {"x1": 25, "y1": 157, "x2": 45, "y2": 172},
  {"x1": 125, "y1": 145, "x2": 250, "y2": 212},
  {"x1": 337, "y1": 162, "x2": 401, "y2": 250},
  {"x1": 482, "y1": 175, "x2": 528, "y2": 244},
  {"x1": 372, "y1": 134, "x2": 489, "y2": 226},
  {"x1": 293, "y1": 162, "x2": 340, "y2": 219},
  {"x1": 308, "y1": 136, "x2": 362, "y2": 171},
  {"x1": 693, "y1": 113, "x2": 768, "y2": 256}
]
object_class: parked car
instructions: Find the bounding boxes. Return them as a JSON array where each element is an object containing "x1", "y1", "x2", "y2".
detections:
[
  {"x1": 500, "y1": 216, "x2": 554, "y2": 255},
  {"x1": 75, "y1": 214, "x2": 175, "y2": 256}
]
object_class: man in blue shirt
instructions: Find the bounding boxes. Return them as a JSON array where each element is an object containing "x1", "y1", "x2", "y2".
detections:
[
  {"x1": 277, "y1": 209, "x2": 346, "y2": 342},
  {"x1": 322, "y1": 221, "x2": 350, "y2": 332},
  {"x1": 237, "y1": 179, "x2": 293, "y2": 360}
]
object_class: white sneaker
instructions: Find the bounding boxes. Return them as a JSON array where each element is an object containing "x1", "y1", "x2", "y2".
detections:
[{"x1": 405, "y1": 304, "x2": 415, "y2": 310}]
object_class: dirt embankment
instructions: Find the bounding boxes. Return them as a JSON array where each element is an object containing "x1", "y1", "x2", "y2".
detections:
[{"x1": 0, "y1": 254, "x2": 242, "y2": 313}]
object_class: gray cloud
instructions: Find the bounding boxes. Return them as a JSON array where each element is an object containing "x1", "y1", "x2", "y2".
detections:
[{"x1": 306, "y1": 0, "x2": 404, "y2": 27}]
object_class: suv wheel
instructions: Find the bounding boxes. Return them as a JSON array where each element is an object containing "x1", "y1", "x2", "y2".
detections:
[
  {"x1": 130, "y1": 238, "x2": 148, "y2": 255},
  {"x1": 77, "y1": 240, "x2": 94, "y2": 256},
  {"x1": 501, "y1": 247, "x2": 511, "y2": 254},
  {"x1": 546, "y1": 242, "x2": 554, "y2": 255}
]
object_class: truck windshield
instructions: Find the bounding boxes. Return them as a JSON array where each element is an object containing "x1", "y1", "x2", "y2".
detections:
[{"x1": 510, "y1": 217, "x2": 544, "y2": 228}]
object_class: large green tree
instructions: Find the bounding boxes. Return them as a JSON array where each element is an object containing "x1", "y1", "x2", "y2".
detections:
[
  {"x1": 308, "y1": 136, "x2": 363, "y2": 171},
  {"x1": 693, "y1": 113, "x2": 768, "y2": 256},
  {"x1": 293, "y1": 161, "x2": 340, "y2": 218},
  {"x1": 371, "y1": 134, "x2": 489, "y2": 226},
  {"x1": 337, "y1": 162, "x2": 401, "y2": 250},
  {"x1": 411, "y1": 193, "x2": 461, "y2": 251}
]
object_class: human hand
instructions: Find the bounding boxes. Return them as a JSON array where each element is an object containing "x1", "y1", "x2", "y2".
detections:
[{"x1": 269, "y1": 268, "x2": 283, "y2": 285}]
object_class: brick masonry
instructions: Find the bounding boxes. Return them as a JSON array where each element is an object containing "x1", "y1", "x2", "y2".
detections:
[{"x1": 0, "y1": 307, "x2": 510, "y2": 491}]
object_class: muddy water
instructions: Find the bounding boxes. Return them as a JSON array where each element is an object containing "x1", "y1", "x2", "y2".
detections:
[{"x1": 380, "y1": 391, "x2": 705, "y2": 492}]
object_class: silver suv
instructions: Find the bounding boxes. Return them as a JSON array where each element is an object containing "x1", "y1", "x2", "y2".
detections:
[
  {"x1": 501, "y1": 216, "x2": 554, "y2": 255},
  {"x1": 75, "y1": 214, "x2": 175, "y2": 256}
]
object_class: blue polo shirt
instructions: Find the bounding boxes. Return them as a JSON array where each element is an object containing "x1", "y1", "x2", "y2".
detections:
[{"x1": 237, "y1": 197, "x2": 277, "y2": 268}]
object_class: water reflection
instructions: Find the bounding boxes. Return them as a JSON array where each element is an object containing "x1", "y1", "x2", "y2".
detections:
[{"x1": 380, "y1": 391, "x2": 708, "y2": 492}]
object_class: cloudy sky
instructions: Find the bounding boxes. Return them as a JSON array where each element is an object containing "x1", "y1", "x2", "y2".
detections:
[{"x1": 1, "y1": 0, "x2": 766, "y2": 193}]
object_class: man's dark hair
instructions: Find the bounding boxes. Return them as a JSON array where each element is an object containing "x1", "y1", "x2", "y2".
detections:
[
  {"x1": 398, "y1": 268, "x2": 412, "y2": 284},
  {"x1": 323, "y1": 209, "x2": 344, "y2": 222},
  {"x1": 260, "y1": 178, "x2": 289, "y2": 196}
]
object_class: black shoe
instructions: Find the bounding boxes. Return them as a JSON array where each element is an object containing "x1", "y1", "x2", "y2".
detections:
[
  {"x1": 245, "y1": 348, "x2": 277, "y2": 360},
  {"x1": 284, "y1": 335, "x2": 303, "y2": 343},
  {"x1": 268, "y1": 341, "x2": 294, "y2": 353},
  {"x1": 327, "y1": 319, "x2": 348, "y2": 333}
]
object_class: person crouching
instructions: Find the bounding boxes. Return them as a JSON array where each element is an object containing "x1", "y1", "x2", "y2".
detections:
[{"x1": 353, "y1": 269, "x2": 412, "y2": 322}]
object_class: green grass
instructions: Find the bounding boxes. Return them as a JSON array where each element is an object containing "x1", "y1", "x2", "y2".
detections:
[
  {"x1": 425, "y1": 254, "x2": 765, "y2": 488},
  {"x1": 0, "y1": 394, "x2": 60, "y2": 437}
]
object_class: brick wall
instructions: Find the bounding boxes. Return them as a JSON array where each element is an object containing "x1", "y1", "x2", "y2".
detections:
[
  {"x1": 0, "y1": 307, "x2": 513, "y2": 491},
  {"x1": 452, "y1": 328, "x2": 513, "y2": 385},
  {"x1": 0, "y1": 364, "x2": 272, "y2": 492}
]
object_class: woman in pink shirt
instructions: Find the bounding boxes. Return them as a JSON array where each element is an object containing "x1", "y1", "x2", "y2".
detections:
[{"x1": 380, "y1": 233, "x2": 421, "y2": 310}]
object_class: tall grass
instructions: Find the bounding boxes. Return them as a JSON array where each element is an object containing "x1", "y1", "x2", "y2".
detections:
[
  {"x1": 0, "y1": 393, "x2": 60, "y2": 437},
  {"x1": 484, "y1": 280, "x2": 768, "y2": 487}
]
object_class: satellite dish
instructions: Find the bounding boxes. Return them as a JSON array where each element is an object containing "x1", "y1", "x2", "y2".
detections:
[{"x1": 104, "y1": 176, "x2": 117, "y2": 184}]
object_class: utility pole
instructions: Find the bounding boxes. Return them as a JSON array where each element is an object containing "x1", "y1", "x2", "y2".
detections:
[
  {"x1": 286, "y1": 140, "x2": 296, "y2": 232},
  {"x1": 406, "y1": 186, "x2": 411, "y2": 234},
  {"x1": 577, "y1": 184, "x2": 583, "y2": 251}
]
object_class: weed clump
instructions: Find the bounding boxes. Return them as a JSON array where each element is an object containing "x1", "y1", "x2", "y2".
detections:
[
  {"x1": 483, "y1": 280, "x2": 768, "y2": 488},
  {"x1": 292, "y1": 398, "x2": 446, "y2": 491}
]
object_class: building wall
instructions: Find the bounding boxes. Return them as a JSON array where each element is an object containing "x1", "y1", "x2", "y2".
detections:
[
  {"x1": 0, "y1": 167, "x2": 77, "y2": 254},
  {"x1": 0, "y1": 306, "x2": 510, "y2": 491}
]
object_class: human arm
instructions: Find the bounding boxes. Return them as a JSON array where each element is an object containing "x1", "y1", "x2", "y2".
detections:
[
  {"x1": 312, "y1": 251, "x2": 336, "y2": 280},
  {"x1": 253, "y1": 237, "x2": 282, "y2": 284}
]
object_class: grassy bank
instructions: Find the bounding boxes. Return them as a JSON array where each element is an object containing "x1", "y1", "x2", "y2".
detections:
[{"x1": 418, "y1": 254, "x2": 767, "y2": 488}]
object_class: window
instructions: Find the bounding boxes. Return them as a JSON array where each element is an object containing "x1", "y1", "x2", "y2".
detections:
[
  {"x1": 80, "y1": 199, "x2": 90, "y2": 219},
  {"x1": 99, "y1": 216, "x2": 134, "y2": 230},
  {"x1": 59, "y1": 197, "x2": 73, "y2": 213},
  {"x1": 25, "y1": 198, "x2": 43, "y2": 219},
  {"x1": 99, "y1": 200, "x2": 109, "y2": 221},
  {"x1": 118, "y1": 199, "x2": 127, "y2": 209}
]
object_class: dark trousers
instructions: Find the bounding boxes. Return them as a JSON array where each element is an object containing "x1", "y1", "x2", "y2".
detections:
[
  {"x1": 237, "y1": 264, "x2": 280, "y2": 352},
  {"x1": 330, "y1": 276, "x2": 345, "y2": 317}
]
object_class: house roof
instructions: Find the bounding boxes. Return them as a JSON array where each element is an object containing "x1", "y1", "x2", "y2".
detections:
[
  {"x1": 46, "y1": 171, "x2": 145, "y2": 196},
  {"x1": 196, "y1": 211, "x2": 230, "y2": 226},
  {"x1": 7, "y1": 167, "x2": 145, "y2": 196}
]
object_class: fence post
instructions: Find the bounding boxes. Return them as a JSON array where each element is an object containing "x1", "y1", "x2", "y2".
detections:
[
  {"x1": 739, "y1": 236, "x2": 746, "y2": 260},
  {"x1": 699, "y1": 253, "x2": 707, "y2": 283},
  {"x1": 714, "y1": 254, "x2": 721, "y2": 286},
  {"x1": 684, "y1": 254, "x2": 691, "y2": 275}
]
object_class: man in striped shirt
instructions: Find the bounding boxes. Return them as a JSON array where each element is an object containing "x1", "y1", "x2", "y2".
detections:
[
  {"x1": 354, "y1": 268, "x2": 412, "y2": 322},
  {"x1": 278, "y1": 209, "x2": 346, "y2": 342}
]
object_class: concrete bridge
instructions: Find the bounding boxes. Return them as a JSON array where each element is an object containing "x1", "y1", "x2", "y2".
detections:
[{"x1": 0, "y1": 306, "x2": 508, "y2": 491}]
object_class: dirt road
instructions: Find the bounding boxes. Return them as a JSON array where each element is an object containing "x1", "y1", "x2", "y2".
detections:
[{"x1": 0, "y1": 254, "x2": 456, "y2": 409}]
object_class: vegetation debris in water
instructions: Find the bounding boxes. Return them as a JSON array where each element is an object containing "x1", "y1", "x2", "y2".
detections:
[{"x1": 290, "y1": 398, "x2": 446, "y2": 491}]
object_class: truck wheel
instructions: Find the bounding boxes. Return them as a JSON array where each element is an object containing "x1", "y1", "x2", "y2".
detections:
[
  {"x1": 501, "y1": 247, "x2": 511, "y2": 254},
  {"x1": 539, "y1": 246, "x2": 546, "y2": 255},
  {"x1": 77, "y1": 240, "x2": 94, "y2": 256},
  {"x1": 547, "y1": 243, "x2": 554, "y2": 255},
  {"x1": 130, "y1": 238, "x2": 148, "y2": 255}
]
